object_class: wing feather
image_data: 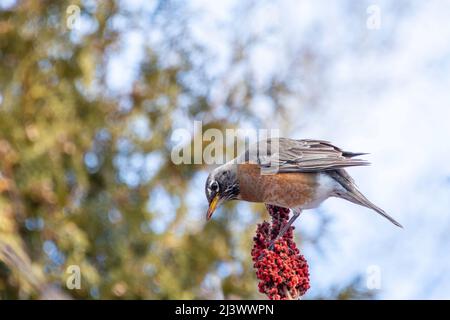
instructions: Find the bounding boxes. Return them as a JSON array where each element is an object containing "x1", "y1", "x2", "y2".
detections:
[{"x1": 244, "y1": 138, "x2": 370, "y2": 173}]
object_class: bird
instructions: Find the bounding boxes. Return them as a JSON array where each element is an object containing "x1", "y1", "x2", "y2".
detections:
[{"x1": 205, "y1": 138, "x2": 402, "y2": 242}]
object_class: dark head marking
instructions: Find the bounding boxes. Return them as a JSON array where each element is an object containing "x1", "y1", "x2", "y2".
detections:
[{"x1": 205, "y1": 165, "x2": 240, "y2": 206}]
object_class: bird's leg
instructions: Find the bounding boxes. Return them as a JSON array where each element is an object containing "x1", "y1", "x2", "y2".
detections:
[
  {"x1": 278, "y1": 208, "x2": 301, "y2": 238},
  {"x1": 268, "y1": 209, "x2": 302, "y2": 250}
]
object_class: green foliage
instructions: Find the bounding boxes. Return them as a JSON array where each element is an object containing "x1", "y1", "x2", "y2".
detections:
[{"x1": 0, "y1": 0, "x2": 260, "y2": 299}]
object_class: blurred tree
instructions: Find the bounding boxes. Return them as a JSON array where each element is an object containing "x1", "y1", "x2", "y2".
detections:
[{"x1": 0, "y1": 0, "x2": 375, "y2": 299}]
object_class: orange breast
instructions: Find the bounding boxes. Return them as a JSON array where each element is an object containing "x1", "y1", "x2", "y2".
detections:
[{"x1": 237, "y1": 163, "x2": 318, "y2": 208}]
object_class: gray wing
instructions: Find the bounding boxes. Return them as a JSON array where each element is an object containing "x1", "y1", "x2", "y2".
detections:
[{"x1": 241, "y1": 138, "x2": 370, "y2": 173}]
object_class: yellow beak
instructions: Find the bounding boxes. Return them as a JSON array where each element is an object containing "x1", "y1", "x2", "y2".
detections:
[{"x1": 206, "y1": 194, "x2": 220, "y2": 221}]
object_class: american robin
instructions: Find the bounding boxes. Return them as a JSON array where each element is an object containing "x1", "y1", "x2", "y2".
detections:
[{"x1": 205, "y1": 138, "x2": 402, "y2": 240}]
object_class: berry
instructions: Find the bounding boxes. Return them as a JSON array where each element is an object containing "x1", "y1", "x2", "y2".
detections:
[{"x1": 251, "y1": 205, "x2": 310, "y2": 300}]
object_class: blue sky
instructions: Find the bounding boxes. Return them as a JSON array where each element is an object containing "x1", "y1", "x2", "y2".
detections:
[{"x1": 101, "y1": 0, "x2": 450, "y2": 299}]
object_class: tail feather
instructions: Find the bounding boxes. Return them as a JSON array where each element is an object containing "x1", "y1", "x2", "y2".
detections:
[
  {"x1": 342, "y1": 151, "x2": 370, "y2": 158},
  {"x1": 329, "y1": 169, "x2": 403, "y2": 228},
  {"x1": 338, "y1": 189, "x2": 403, "y2": 228}
]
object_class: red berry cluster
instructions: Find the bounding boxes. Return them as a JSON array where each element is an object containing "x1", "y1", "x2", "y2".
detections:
[{"x1": 251, "y1": 205, "x2": 310, "y2": 300}]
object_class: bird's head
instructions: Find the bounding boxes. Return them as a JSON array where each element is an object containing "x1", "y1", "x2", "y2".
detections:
[{"x1": 205, "y1": 163, "x2": 239, "y2": 220}]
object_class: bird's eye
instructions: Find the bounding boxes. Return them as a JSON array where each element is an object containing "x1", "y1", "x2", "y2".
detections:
[{"x1": 210, "y1": 181, "x2": 219, "y2": 192}]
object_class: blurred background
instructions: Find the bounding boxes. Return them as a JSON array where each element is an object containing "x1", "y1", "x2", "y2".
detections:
[{"x1": 1, "y1": 0, "x2": 450, "y2": 299}]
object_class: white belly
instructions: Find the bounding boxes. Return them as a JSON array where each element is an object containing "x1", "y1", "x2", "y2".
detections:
[{"x1": 297, "y1": 173, "x2": 337, "y2": 209}]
